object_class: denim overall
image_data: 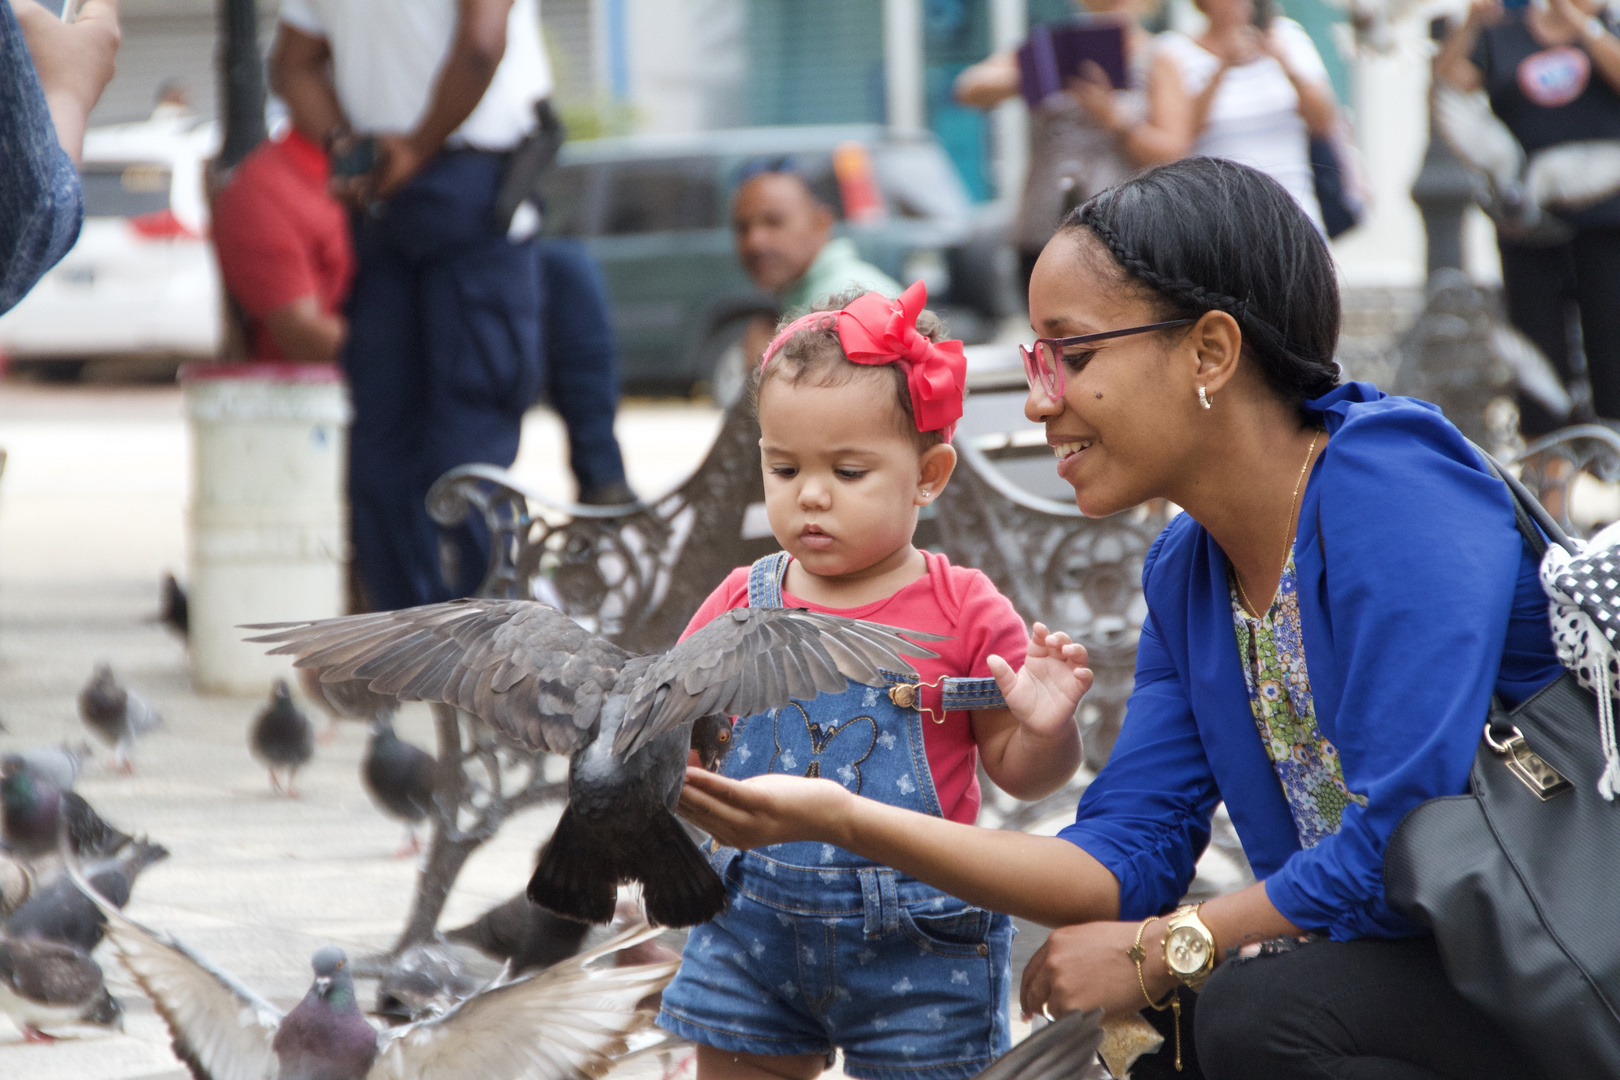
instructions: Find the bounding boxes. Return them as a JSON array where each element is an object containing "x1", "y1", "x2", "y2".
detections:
[{"x1": 657, "y1": 554, "x2": 1015, "y2": 1080}]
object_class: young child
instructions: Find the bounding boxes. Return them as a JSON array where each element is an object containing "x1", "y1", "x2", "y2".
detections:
[{"x1": 657, "y1": 283, "x2": 1090, "y2": 1080}]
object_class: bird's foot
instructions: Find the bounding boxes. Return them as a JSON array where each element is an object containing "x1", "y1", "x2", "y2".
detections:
[
  {"x1": 110, "y1": 761, "x2": 135, "y2": 777},
  {"x1": 268, "y1": 771, "x2": 283, "y2": 795},
  {"x1": 659, "y1": 1050, "x2": 696, "y2": 1080},
  {"x1": 394, "y1": 832, "x2": 422, "y2": 858},
  {"x1": 22, "y1": 1026, "x2": 59, "y2": 1044}
]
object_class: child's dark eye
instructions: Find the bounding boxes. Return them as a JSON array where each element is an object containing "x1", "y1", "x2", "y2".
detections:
[
  {"x1": 835, "y1": 469, "x2": 868, "y2": 481},
  {"x1": 769, "y1": 465, "x2": 798, "y2": 478},
  {"x1": 1061, "y1": 349, "x2": 1098, "y2": 373}
]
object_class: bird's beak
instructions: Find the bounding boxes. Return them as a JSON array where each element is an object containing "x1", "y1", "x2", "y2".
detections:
[{"x1": 316, "y1": 976, "x2": 332, "y2": 993}]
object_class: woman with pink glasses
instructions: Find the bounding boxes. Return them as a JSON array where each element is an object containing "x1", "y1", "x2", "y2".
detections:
[{"x1": 679, "y1": 158, "x2": 1560, "y2": 1080}]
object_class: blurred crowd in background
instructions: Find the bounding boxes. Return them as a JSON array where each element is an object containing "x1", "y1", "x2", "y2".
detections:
[{"x1": 4, "y1": 0, "x2": 1620, "y2": 604}]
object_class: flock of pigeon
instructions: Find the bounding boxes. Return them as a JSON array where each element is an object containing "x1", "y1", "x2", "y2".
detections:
[{"x1": 0, "y1": 594, "x2": 1111, "y2": 1079}]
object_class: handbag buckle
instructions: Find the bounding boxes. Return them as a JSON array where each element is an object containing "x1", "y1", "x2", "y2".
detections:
[{"x1": 1484, "y1": 723, "x2": 1573, "y2": 801}]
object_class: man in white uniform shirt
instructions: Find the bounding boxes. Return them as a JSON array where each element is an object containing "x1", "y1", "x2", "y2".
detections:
[{"x1": 270, "y1": 0, "x2": 550, "y2": 610}]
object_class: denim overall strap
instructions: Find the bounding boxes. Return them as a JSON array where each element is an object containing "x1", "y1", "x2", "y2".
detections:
[{"x1": 725, "y1": 552, "x2": 945, "y2": 871}]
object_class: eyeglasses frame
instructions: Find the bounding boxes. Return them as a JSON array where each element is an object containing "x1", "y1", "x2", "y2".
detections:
[{"x1": 1021, "y1": 319, "x2": 1197, "y2": 399}]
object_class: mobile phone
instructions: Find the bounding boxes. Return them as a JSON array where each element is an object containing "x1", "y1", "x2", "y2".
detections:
[
  {"x1": 1252, "y1": 0, "x2": 1276, "y2": 29},
  {"x1": 56, "y1": 0, "x2": 80, "y2": 21},
  {"x1": 330, "y1": 137, "x2": 378, "y2": 179}
]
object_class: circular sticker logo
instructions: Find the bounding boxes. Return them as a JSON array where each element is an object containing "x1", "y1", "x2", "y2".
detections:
[{"x1": 1518, "y1": 46, "x2": 1591, "y2": 107}]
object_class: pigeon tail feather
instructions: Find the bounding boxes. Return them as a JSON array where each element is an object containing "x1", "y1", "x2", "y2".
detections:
[
  {"x1": 632, "y1": 809, "x2": 729, "y2": 928},
  {"x1": 528, "y1": 805, "x2": 620, "y2": 925}
]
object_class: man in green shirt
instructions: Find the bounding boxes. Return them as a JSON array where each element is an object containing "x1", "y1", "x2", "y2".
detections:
[{"x1": 732, "y1": 168, "x2": 901, "y2": 321}]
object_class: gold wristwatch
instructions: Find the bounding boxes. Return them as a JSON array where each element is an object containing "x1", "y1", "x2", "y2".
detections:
[{"x1": 1162, "y1": 903, "x2": 1217, "y2": 992}]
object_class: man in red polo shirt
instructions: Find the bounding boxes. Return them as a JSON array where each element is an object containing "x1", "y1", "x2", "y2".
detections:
[{"x1": 211, "y1": 125, "x2": 353, "y2": 363}]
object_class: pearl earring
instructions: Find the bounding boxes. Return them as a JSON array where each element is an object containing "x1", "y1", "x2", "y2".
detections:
[{"x1": 1198, "y1": 386, "x2": 1212, "y2": 410}]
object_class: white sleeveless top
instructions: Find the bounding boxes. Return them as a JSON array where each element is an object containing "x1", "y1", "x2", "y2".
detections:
[{"x1": 1157, "y1": 19, "x2": 1328, "y2": 231}]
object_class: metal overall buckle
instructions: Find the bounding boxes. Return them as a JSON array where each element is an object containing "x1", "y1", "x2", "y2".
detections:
[
  {"x1": 1484, "y1": 722, "x2": 1572, "y2": 800},
  {"x1": 888, "y1": 677, "x2": 948, "y2": 724}
]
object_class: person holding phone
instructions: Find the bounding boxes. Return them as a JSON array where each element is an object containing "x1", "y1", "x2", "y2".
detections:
[
  {"x1": 1155, "y1": 0, "x2": 1340, "y2": 232},
  {"x1": 1437, "y1": 0, "x2": 1620, "y2": 434},
  {"x1": 2, "y1": 0, "x2": 120, "y2": 314},
  {"x1": 270, "y1": 0, "x2": 551, "y2": 609},
  {"x1": 955, "y1": 0, "x2": 1193, "y2": 295}
]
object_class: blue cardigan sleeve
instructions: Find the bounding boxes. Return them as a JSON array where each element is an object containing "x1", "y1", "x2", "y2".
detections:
[
  {"x1": 1058, "y1": 529, "x2": 1222, "y2": 920},
  {"x1": 0, "y1": 0, "x2": 85, "y2": 315},
  {"x1": 1265, "y1": 403, "x2": 1527, "y2": 939}
]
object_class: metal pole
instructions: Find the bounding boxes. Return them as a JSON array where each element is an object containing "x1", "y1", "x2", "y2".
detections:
[
  {"x1": 216, "y1": 0, "x2": 266, "y2": 172},
  {"x1": 884, "y1": 0, "x2": 925, "y2": 132}
]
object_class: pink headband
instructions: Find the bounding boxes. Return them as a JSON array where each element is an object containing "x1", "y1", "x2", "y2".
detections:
[{"x1": 760, "y1": 281, "x2": 967, "y2": 442}]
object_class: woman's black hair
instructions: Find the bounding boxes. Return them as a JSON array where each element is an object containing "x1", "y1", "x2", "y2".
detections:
[{"x1": 1061, "y1": 157, "x2": 1341, "y2": 405}]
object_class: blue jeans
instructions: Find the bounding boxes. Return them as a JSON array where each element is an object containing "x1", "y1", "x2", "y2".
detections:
[
  {"x1": 658, "y1": 853, "x2": 1014, "y2": 1080},
  {"x1": 0, "y1": 0, "x2": 83, "y2": 315},
  {"x1": 537, "y1": 239, "x2": 628, "y2": 495},
  {"x1": 344, "y1": 149, "x2": 542, "y2": 609}
]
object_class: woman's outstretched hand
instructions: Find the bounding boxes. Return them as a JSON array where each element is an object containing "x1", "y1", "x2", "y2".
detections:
[
  {"x1": 987, "y1": 622, "x2": 1094, "y2": 741},
  {"x1": 1022, "y1": 919, "x2": 1176, "y2": 1020},
  {"x1": 678, "y1": 767, "x2": 855, "y2": 851}
]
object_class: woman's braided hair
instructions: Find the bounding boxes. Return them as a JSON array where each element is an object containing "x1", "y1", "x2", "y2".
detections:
[{"x1": 1063, "y1": 158, "x2": 1341, "y2": 406}]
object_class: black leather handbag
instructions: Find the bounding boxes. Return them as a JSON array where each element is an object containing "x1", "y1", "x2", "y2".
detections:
[{"x1": 1384, "y1": 463, "x2": 1620, "y2": 1077}]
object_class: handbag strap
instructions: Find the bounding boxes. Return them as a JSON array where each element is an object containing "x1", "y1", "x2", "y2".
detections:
[{"x1": 1471, "y1": 443, "x2": 1578, "y2": 559}]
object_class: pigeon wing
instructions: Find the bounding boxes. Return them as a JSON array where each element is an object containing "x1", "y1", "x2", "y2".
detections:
[
  {"x1": 973, "y1": 1010, "x2": 1107, "y2": 1080},
  {"x1": 1433, "y1": 84, "x2": 1524, "y2": 187},
  {"x1": 615, "y1": 608, "x2": 944, "y2": 757},
  {"x1": 369, "y1": 921, "x2": 678, "y2": 1080},
  {"x1": 68, "y1": 863, "x2": 283, "y2": 1080},
  {"x1": 0, "y1": 936, "x2": 105, "y2": 1007},
  {"x1": 246, "y1": 600, "x2": 632, "y2": 755}
]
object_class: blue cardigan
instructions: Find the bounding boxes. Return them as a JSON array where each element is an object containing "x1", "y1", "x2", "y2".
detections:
[{"x1": 1057, "y1": 383, "x2": 1564, "y2": 940}]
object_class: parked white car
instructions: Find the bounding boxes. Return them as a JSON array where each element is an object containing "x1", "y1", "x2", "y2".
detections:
[{"x1": 0, "y1": 113, "x2": 223, "y2": 373}]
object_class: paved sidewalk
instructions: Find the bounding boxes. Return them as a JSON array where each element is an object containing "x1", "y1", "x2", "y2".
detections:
[{"x1": 0, "y1": 384, "x2": 725, "y2": 1078}]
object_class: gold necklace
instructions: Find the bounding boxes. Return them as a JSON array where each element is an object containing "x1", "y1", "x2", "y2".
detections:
[{"x1": 1236, "y1": 429, "x2": 1322, "y2": 618}]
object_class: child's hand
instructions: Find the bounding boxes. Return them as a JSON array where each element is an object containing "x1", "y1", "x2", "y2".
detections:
[{"x1": 987, "y1": 622, "x2": 1093, "y2": 741}]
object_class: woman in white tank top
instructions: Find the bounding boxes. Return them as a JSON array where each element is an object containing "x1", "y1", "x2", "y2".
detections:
[{"x1": 1156, "y1": 0, "x2": 1340, "y2": 231}]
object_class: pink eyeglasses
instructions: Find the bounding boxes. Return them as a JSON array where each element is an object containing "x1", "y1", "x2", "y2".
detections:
[{"x1": 1021, "y1": 319, "x2": 1195, "y2": 399}]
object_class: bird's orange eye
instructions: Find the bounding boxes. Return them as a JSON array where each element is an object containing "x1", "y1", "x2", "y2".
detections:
[{"x1": 717, "y1": 729, "x2": 730, "y2": 742}]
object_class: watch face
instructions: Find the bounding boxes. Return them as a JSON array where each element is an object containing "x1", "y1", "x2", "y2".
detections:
[{"x1": 1166, "y1": 926, "x2": 1211, "y2": 974}]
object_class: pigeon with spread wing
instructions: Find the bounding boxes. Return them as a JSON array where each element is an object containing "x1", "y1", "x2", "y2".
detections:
[
  {"x1": 246, "y1": 598, "x2": 940, "y2": 927},
  {"x1": 71, "y1": 861, "x2": 679, "y2": 1080}
]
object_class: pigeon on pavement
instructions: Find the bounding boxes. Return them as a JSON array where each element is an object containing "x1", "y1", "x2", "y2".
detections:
[
  {"x1": 250, "y1": 679, "x2": 315, "y2": 797},
  {"x1": 443, "y1": 891, "x2": 592, "y2": 976},
  {"x1": 301, "y1": 666, "x2": 399, "y2": 744},
  {"x1": 5, "y1": 838, "x2": 169, "y2": 952},
  {"x1": 78, "y1": 663, "x2": 163, "y2": 774},
  {"x1": 975, "y1": 1009, "x2": 1107, "y2": 1080},
  {"x1": 0, "y1": 933, "x2": 122, "y2": 1042},
  {"x1": 74, "y1": 863, "x2": 680, "y2": 1080},
  {"x1": 361, "y1": 719, "x2": 436, "y2": 857},
  {"x1": 371, "y1": 942, "x2": 487, "y2": 1024},
  {"x1": 1, "y1": 754, "x2": 133, "y2": 862},
  {"x1": 17, "y1": 743, "x2": 93, "y2": 792},
  {"x1": 159, "y1": 572, "x2": 189, "y2": 641},
  {"x1": 0, "y1": 853, "x2": 32, "y2": 919},
  {"x1": 248, "y1": 598, "x2": 938, "y2": 927}
]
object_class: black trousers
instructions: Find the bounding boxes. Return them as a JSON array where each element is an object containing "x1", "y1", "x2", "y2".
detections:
[
  {"x1": 1191, "y1": 936, "x2": 1540, "y2": 1080},
  {"x1": 1499, "y1": 227, "x2": 1620, "y2": 436}
]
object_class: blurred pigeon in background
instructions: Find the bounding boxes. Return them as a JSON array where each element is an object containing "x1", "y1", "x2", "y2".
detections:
[
  {"x1": 1, "y1": 755, "x2": 133, "y2": 862},
  {"x1": 78, "y1": 663, "x2": 163, "y2": 774},
  {"x1": 1434, "y1": 84, "x2": 1620, "y2": 243},
  {"x1": 16, "y1": 743, "x2": 92, "y2": 793},
  {"x1": 0, "y1": 933, "x2": 122, "y2": 1042},
  {"x1": 301, "y1": 666, "x2": 398, "y2": 745},
  {"x1": 5, "y1": 839, "x2": 169, "y2": 952},
  {"x1": 361, "y1": 718, "x2": 436, "y2": 857},
  {"x1": 0, "y1": 853, "x2": 32, "y2": 919},
  {"x1": 977, "y1": 1009, "x2": 1107, "y2": 1080},
  {"x1": 444, "y1": 891, "x2": 592, "y2": 976},
  {"x1": 250, "y1": 679, "x2": 315, "y2": 797},
  {"x1": 158, "y1": 572, "x2": 188, "y2": 641},
  {"x1": 249, "y1": 598, "x2": 937, "y2": 927},
  {"x1": 76, "y1": 864, "x2": 680, "y2": 1080},
  {"x1": 371, "y1": 941, "x2": 487, "y2": 1024}
]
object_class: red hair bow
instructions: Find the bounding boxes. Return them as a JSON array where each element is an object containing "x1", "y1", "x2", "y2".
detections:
[{"x1": 762, "y1": 281, "x2": 966, "y2": 441}]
